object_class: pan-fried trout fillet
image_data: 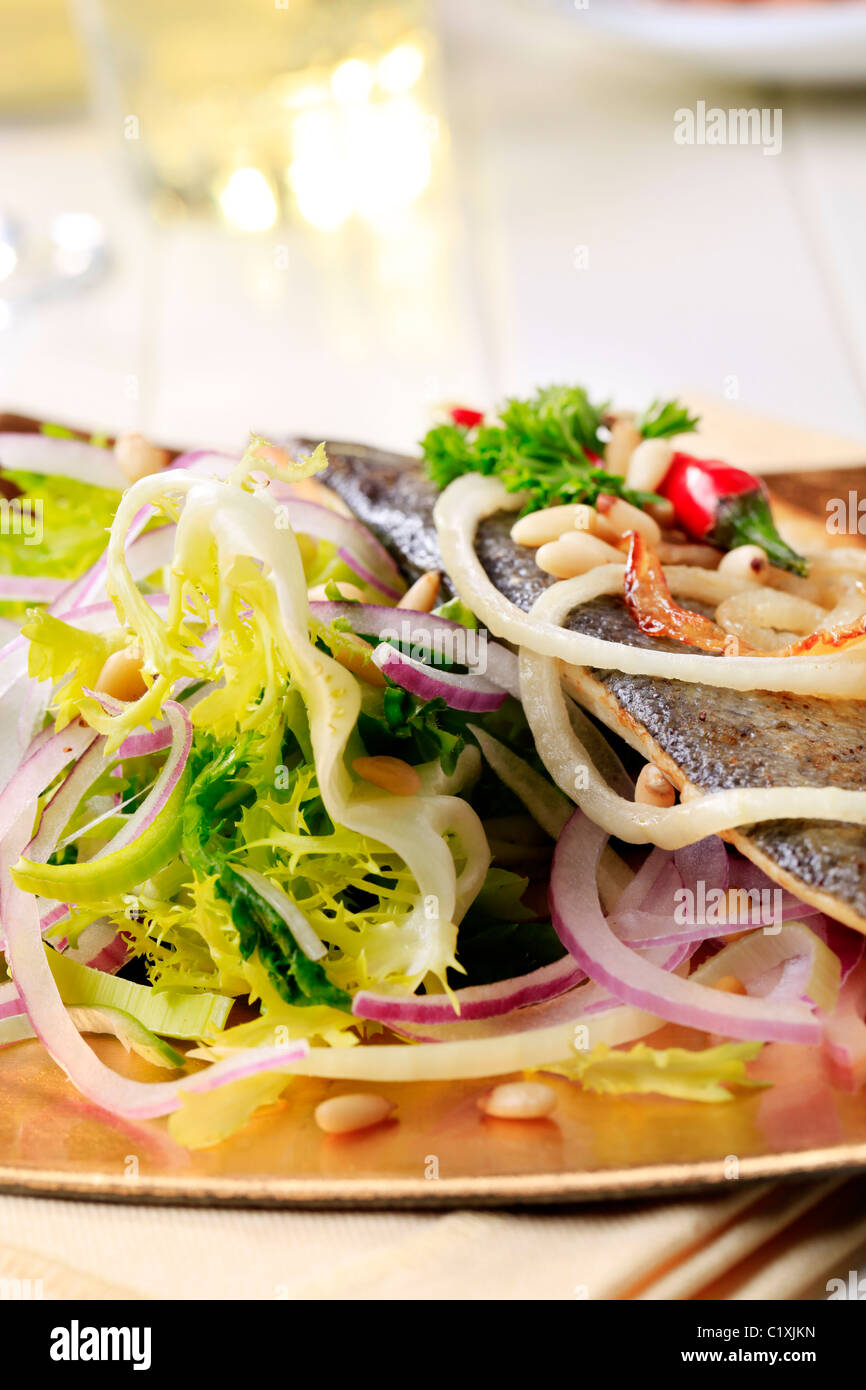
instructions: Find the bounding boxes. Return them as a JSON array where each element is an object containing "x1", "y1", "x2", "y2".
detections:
[{"x1": 313, "y1": 440, "x2": 866, "y2": 935}]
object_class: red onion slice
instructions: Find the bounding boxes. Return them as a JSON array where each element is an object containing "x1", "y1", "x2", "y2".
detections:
[
  {"x1": 371, "y1": 642, "x2": 507, "y2": 712},
  {"x1": 0, "y1": 981, "x2": 20, "y2": 1021},
  {"x1": 27, "y1": 738, "x2": 109, "y2": 865},
  {"x1": 308, "y1": 601, "x2": 520, "y2": 698},
  {"x1": 549, "y1": 809, "x2": 820, "y2": 1045},
  {"x1": 674, "y1": 836, "x2": 729, "y2": 896},
  {"x1": 265, "y1": 487, "x2": 405, "y2": 599},
  {"x1": 0, "y1": 576, "x2": 67, "y2": 603},
  {"x1": 0, "y1": 719, "x2": 97, "y2": 861},
  {"x1": 95, "y1": 701, "x2": 191, "y2": 858},
  {"x1": 354, "y1": 955, "x2": 583, "y2": 1026},
  {"x1": 824, "y1": 958, "x2": 866, "y2": 1081}
]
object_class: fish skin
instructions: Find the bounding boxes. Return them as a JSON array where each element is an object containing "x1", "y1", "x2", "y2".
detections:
[{"x1": 317, "y1": 441, "x2": 866, "y2": 931}]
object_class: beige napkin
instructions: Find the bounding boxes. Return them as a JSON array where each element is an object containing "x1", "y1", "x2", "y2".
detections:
[{"x1": 2, "y1": 1177, "x2": 864, "y2": 1301}]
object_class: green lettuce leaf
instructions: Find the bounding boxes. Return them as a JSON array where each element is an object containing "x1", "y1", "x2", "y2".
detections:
[
  {"x1": 550, "y1": 1041, "x2": 766, "y2": 1103},
  {"x1": 0, "y1": 468, "x2": 121, "y2": 616}
]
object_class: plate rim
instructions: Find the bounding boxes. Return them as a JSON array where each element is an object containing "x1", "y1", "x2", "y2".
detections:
[{"x1": 3, "y1": 1142, "x2": 866, "y2": 1209}]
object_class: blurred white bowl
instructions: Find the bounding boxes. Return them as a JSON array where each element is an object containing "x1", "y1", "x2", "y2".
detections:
[{"x1": 556, "y1": 1, "x2": 866, "y2": 85}]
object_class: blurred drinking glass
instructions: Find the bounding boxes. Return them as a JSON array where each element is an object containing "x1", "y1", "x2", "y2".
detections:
[{"x1": 73, "y1": 0, "x2": 441, "y2": 230}]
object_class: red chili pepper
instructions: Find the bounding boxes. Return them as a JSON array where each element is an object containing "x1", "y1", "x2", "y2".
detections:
[
  {"x1": 658, "y1": 452, "x2": 807, "y2": 577},
  {"x1": 449, "y1": 406, "x2": 485, "y2": 429},
  {"x1": 624, "y1": 531, "x2": 747, "y2": 654},
  {"x1": 624, "y1": 530, "x2": 866, "y2": 658}
]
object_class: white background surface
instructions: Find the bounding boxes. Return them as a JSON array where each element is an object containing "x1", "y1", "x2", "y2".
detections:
[{"x1": 1, "y1": 1, "x2": 866, "y2": 455}]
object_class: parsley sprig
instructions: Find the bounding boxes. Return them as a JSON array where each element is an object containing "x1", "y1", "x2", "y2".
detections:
[
  {"x1": 637, "y1": 398, "x2": 700, "y2": 440},
  {"x1": 421, "y1": 384, "x2": 698, "y2": 514}
]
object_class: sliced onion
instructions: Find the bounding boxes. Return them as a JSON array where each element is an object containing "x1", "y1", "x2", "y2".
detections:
[
  {"x1": 371, "y1": 642, "x2": 507, "y2": 712},
  {"x1": 824, "y1": 958, "x2": 866, "y2": 1081},
  {"x1": 73, "y1": 521, "x2": 176, "y2": 609},
  {"x1": 232, "y1": 866, "x2": 327, "y2": 961},
  {"x1": 812, "y1": 915, "x2": 864, "y2": 983},
  {"x1": 549, "y1": 809, "x2": 820, "y2": 1044},
  {"x1": 63, "y1": 920, "x2": 131, "y2": 974},
  {"x1": 691, "y1": 923, "x2": 841, "y2": 1016},
  {"x1": 0, "y1": 980, "x2": 20, "y2": 1020},
  {"x1": 309, "y1": 601, "x2": 519, "y2": 697},
  {"x1": 39, "y1": 903, "x2": 70, "y2": 934},
  {"x1": 27, "y1": 737, "x2": 108, "y2": 864},
  {"x1": 520, "y1": 601, "x2": 866, "y2": 847},
  {"x1": 205, "y1": 990, "x2": 660, "y2": 1081},
  {"x1": 0, "y1": 718, "x2": 97, "y2": 870},
  {"x1": 11, "y1": 703, "x2": 192, "y2": 906},
  {"x1": 0, "y1": 433, "x2": 123, "y2": 489},
  {"x1": 353, "y1": 955, "x2": 583, "y2": 1026},
  {"x1": 355, "y1": 867, "x2": 693, "y2": 1036},
  {"x1": 0, "y1": 576, "x2": 67, "y2": 603},
  {"x1": 675, "y1": 836, "x2": 729, "y2": 897},
  {"x1": 265, "y1": 487, "x2": 405, "y2": 599}
]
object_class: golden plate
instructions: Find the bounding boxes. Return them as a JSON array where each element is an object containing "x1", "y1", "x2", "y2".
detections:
[
  {"x1": 1, "y1": 1034, "x2": 866, "y2": 1207},
  {"x1": 1, "y1": 422, "x2": 865, "y2": 1208}
]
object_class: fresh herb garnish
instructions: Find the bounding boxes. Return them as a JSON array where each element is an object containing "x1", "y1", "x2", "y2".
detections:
[
  {"x1": 358, "y1": 687, "x2": 471, "y2": 776},
  {"x1": 637, "y1": 398, "x2": 700, "y2": 440},
  {"x1": 421, "y1": 384, "x2": 699, "y2": 513}
]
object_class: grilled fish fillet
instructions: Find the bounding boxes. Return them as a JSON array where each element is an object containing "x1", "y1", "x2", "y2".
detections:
[{"x1": 314, "y1": 440, "x2": 866, "y2": 935}]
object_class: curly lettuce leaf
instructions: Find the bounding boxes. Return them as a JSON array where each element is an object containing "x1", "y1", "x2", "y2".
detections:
[
  {"x1": 550, "y1": 1041, "x2": 765, "y2": 1103},
  {"x1": 181, "y1": 732, "x2": 350, "y2": 1012},
  {"x1": 22, "y1": 610, "x2": 123, "y2": 728}
]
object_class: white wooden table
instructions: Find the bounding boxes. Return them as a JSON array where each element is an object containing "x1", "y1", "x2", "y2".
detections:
[{"x1": 1, "y1": 0, "x2": 865, "y2": 456}]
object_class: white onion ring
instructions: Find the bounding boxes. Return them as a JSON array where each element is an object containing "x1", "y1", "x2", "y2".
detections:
[
  {"x1": 433, "y1": 473, "x2": 866, "y2": 697},
  {"x1": 519, "y1": 580, "x2": 866, "y2": 847}
]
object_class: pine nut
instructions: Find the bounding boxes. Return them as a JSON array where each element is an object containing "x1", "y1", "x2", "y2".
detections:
[
  {"x1": 718, "y1": 545, "x2": 769, "y2": 583},
  {"x1": 712, "y1": 975, "x2": 748, "y2": 995},
  {"x1": 572, "y1": 504, "x2": 620, "y2": 542},
  {"x1": 398, "y1": 570, "x2": 441, "y2": 611},
  {"x1": 634, "y1": 763, "x2": 676, "y2": 808},
  {"x1": 596, "y1": 494, "x2": 661, "y2": 546},
  {"x1": 512, "y1": 504, "x2": 594, "y2": 548},
  {"x1": 307, "y1": 581, "x2": 367, "y2": 602},
  {"x1": 626, "y1": 439, "x2": 673, "y2": 495},
  {"x1": 114, "y1": 433, "x2": 169, "y2": 485},
  {"x1": 536, "y1": 531, "x2": 622, "y2": 578},
  {"x1": 330, "y1": 633, "x2": 387, "y2": 687},
  {"x1": 314, "y1": 1092, "x2": 395, "y2": 1134},
  {"x1": 352, "y1": 755, "x2": 422, "y2": 796},
  {"x1": 479, "y1": 1081, "x2": 557, "y2": 1120},
  {"x1": 95, "y1": 646, "x2": 147, "y2": 703},
  {"x1": 656, "y1": 541, "x2": 722, "y2": 568},
  {"x1": 604, "y1": 417, "x2": 643, "y2": 476}
]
